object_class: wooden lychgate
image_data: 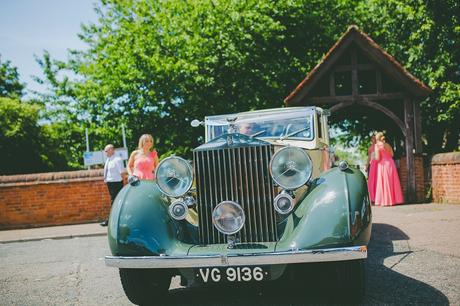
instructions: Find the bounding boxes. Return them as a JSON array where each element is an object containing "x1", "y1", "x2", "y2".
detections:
[{"x1": 285, "y1": 25, "x2": 431, "y2": 202}]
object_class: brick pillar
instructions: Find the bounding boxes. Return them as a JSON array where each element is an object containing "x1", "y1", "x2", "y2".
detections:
[
  {"x1": 431, "y1": 152, "x2": 460, "y2": 204},
  {"x1": 398, "y1": 154, "x2": 425, "y2": 203}
]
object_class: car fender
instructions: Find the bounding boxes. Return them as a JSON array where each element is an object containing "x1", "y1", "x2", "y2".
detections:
[
  {"x1": 276, "y1": 167, "x2": 371, "y2": 251},
  {"x1": 108, "y1": 180, "x2": 191, "y2": 256}
]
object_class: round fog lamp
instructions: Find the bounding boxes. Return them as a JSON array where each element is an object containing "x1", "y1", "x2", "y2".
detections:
[
  {"x1": 156, "y1": 156, "x2": 193, "y2": 197},
  {"x1": 169, "y1": 200, "x2": 188, "y2": 220},
  {"x1": 212, "y1": 201, "x2": 245, "y2": 235},
  {"x1": 273, "y1": 192, "x2": 294, "y2": 214}
]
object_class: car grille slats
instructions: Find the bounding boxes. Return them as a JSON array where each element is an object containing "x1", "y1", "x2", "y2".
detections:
[{"x1": 194, "y1": 144, "x2": 278, "y2": 244}]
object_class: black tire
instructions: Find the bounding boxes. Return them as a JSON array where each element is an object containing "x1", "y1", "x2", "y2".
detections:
[
  {"x1": 119, "y1": 268, "x2": 171, "y2": 306},
  {"x1": 335, "y1": 259, "x2": 366, "y2": 303}
]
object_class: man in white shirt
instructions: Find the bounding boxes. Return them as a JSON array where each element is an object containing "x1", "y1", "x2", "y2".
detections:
[{"x1": 100, "y1": 144, "x2": 126, "y2": 226}]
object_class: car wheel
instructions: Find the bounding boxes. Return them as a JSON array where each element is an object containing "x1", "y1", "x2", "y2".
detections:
[
  {"x1": 335, "y1": 259, "x2": 365, "y2": 302},
  {"x1": 119, "y1": 268, "x2": 171, "y2": 305}
]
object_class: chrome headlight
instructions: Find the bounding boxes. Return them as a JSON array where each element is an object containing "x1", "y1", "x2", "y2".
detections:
[
  {"x1": 156, "y1": 156, "x2": 193, "y2": 197},
  {"x1": 212, "y1": 201, "x2": 245, "y2": 235},
  {"x1": 269, "y1": 146, "x2": 312, "y2": 190}
]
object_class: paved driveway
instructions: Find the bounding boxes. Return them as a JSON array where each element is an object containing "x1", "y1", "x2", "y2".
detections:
[
  {"x1": 365, "y1": 203, "x2": 460, "y2": 305},
  {"x1": 0, "y1": 203, "x2": 459, "y2": 305}
]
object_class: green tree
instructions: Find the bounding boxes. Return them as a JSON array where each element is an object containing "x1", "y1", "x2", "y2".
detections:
[
  {"x1": 0, "y1": 55, "x2": 25, "y2": 98},
  {"x1": 36, "y1": 0, "x2": 354, "y2": 164},
  {"x1": 0, "y1": 97, "x2": 68, "y2": 174},
  {"x1": 351, "y1": 0, "x2": 460, "y2": 153},
  {"x1": 36, "y1": 0, "x2": 458, "y2": 169}
]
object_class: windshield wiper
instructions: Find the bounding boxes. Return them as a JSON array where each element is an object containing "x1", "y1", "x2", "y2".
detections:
[
  {"x1": 279, "y1": 127, "x2": 309, "y2": 140},
  {"x1": 250, "y1": 130, "x2": 266, "y2": 138}
]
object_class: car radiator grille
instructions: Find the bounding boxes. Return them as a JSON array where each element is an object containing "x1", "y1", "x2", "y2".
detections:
[{"x1": 193, "y1": 145, "x2": 278, "y2": 245}]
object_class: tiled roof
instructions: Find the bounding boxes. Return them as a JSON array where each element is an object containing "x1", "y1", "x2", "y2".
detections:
[{"x1": 285, "y1": 25, "x2": 431, "y2": 105}]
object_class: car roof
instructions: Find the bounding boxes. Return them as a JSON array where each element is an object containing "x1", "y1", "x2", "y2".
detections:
[{"x1": 205, "y1": 106, "x2": 322, "y2": 124}]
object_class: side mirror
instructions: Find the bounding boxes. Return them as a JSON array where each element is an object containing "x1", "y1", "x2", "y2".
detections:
[{"x1": 191, "y1": 119, "x2": 203, "y2": 127}]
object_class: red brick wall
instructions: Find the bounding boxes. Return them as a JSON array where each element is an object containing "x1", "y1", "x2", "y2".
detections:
[
  {"x1": 0, "y1": 170, "x2": 111, "y2": 230},
  {"x1": 431, "y1": 152, "x2": 460, "y2": 204},
  {"x1": 398, "y1": 154, "x2": 425, "y2": 202}
]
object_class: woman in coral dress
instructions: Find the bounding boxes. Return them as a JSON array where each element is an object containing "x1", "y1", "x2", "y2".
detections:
[
  {"x1": 127, "y1": 134, "x2": 159, "y2": 180},
  {"x1": 367, "y1": 135, "x2": 378, "y2": 203},
  {"x1": 374, "y1": 132, "x2": 404, "y2": 206}
]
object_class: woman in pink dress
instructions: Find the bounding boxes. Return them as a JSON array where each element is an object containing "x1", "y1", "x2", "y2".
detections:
[
  {"x1": 127, "y1": 134, "x2": 159, "y2": 180},
  {"x1": 374, "y1": 132, "x2": 404, "y2": 206},
  {"x1": 367, "y1": 135, "x2": 378, "y2": 203}
]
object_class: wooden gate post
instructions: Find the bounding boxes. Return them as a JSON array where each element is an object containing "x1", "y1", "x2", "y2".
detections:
[{"x1": 404, "y1": 98, "x2": 416, "y2": 202}]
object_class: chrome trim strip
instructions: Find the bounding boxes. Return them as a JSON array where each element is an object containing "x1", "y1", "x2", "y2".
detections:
[
  {"x1": 265, "y1": 146, "x2": 277, "y2": 240},
  {"x1": 217, "y1": 149, "x2": 223, "y2": 202},
  {"x1": 260, "y1": 146, "x2": 270, "y2": 241},
  {"x1": 212, "y1": 150, "x2": 222, "y2": 244},
  {"x1": 253, "y1": 146, "x2": 264, "y2": 241},
  {"x1": 242, "y1": 147, "x2": 254, "y2": 242},
  {"x1": 206, "y1": 151, "x2": 215, "y2": 244},
  {"x1": 199, "y1": 150, "x2": 208, "y2": 244},
  {"x1": 236, "y1": 148, "x2": 248, "y2": 242},
  {"x1": 247, "y1": 147, "x2": 259, "y2": 242},
  {"x1": 222, "y1": 150, "x2": 230, "y2": 200},
  {"x1": 232, "y1": 148, "x2": 246, "y2": 241},
  {"x1": 105, "y1": 246, "x2": 367, "y2": 269},
  {"x1": 194, "y1": 151, "x2": 203, "y2": 243}
]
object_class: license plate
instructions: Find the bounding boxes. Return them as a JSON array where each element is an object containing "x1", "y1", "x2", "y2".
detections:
[{"x1": 196, "y1": 266, "x2": 269, "y2": 283}]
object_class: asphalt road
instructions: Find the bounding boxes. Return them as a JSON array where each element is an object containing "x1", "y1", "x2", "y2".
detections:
[{"x1": 1, "y1": 204, "x2": 459, "y2": 305}]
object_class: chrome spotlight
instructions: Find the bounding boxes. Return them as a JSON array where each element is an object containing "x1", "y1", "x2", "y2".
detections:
[
  {"x1": 212, "y1": 201, "x2": 245, "y2": 235},
  {"x1": 273, "y1": 191, "x2": 294, "y2": 214},
  {"x1": 169, "y1": 200, "x2": 188, "y2": 220}
]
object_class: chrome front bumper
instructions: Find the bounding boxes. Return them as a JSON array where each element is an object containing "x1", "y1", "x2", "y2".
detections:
[{"x1": 105, "y1": 245, "x2": 367, "y2": 269}]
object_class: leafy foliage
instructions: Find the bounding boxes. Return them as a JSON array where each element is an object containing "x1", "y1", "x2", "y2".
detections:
[
  {"x1": 351, "y1": 0, "x2": 460, "y2": 153},
  {"x1": 27, "y1": 0, "x2": 459, "y2": 171},
  {"x1": 0, "y1": 55, "x2": 25, "y2": 98},
  {"x1": 0, "y1": 98, "x2": 68, "y2": 174},
  {"x1": 36, "y1": 0, "x2": 355, "y2": 165}
]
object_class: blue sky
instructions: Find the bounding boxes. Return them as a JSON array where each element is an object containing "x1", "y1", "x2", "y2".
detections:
[{"x1": 0, "y1": 0, "x2": 97, "y2": 95}]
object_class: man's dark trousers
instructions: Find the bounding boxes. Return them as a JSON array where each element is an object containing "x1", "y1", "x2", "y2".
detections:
[{"x1": 107, "y1": 181, "x2": 123, "y2": 205}]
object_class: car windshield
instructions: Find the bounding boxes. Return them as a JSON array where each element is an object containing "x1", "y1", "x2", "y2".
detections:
[{"x1": 205, "y1": 107, "x2": 315, "y2": 141}]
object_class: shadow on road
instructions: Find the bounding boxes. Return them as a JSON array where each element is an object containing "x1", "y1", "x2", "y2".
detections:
[
  {"x1": 150, "y1": 223, "x2": 448, "y2": 306},
  {"x1": 365, "y1": 223, "x2": 448, "y2": 305}
]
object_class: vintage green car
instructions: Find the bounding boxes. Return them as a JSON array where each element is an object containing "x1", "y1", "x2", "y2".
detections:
[{"x1": 105, "y1": 107, "x2": 372, "y2": 304}]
